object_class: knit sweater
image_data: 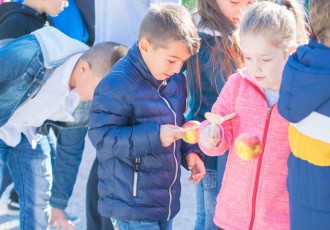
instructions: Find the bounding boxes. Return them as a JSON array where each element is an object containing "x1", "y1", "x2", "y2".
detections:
[{"x1": 199, "y1": 69, "x2": 290, "y2": 230}]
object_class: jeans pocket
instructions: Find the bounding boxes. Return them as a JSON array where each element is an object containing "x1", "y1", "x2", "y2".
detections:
[{"x1": 202, "y1": 169, "x2": 217, "y2": 189}]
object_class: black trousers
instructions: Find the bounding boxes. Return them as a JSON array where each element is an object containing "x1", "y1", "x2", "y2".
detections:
[{"x1": 86, "y1": 158, "x2": 114, "y2": 230}]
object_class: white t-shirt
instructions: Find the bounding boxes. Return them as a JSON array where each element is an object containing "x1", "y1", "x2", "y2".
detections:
[{"x1": 0, "y1": 54, "x2": 82, "y2": 147}]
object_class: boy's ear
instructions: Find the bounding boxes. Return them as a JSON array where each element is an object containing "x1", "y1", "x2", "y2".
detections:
[
  {"x1": 138, "y1": 38, "x2": 151, "y2": 54},
  {"x1": 79, "y1": 59, "x2": 92, "y2": 74}
]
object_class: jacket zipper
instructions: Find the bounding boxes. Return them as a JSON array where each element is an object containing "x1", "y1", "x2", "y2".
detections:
[
  {"x1": 133, "y1": 157, "x2": 141, "y2": 197},
  {"x1": 248, "y1": 106, "x2": 272, "y2": 230},
  {"x1": 157, "y1": 80, "x2": 179, "y2": 220},
  {"x1": 242, "y1": 77, "x2": 275, "y2": 230}
]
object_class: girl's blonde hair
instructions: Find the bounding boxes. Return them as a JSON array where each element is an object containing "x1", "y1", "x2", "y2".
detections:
[{"x1": 240, "y1": 0, "x2": 308, "y2": 50}]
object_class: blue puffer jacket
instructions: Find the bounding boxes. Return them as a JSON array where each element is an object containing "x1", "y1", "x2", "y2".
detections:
[{"x1": 88, "y1": 42, "x2": 200, "y2": 221}]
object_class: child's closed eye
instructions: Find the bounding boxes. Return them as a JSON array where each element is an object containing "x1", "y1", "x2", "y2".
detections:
[{"x1": 261, "y1": 59, "x2": 271, "y2": 63}]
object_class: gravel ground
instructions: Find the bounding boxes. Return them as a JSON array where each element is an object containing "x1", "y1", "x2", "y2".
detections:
[{"x1": 0, "y1": 137, "x2": 197, "y2": 230}]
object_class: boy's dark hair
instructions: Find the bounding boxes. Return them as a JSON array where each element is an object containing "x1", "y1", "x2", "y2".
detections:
[
  {"x1": 309, "y1": 0, "x2": 330, "y2": 44},
  {"x1": 80, "y1": 42, "x2": 128, "y2": 78},
  {"x1": 138, "y1": 2, "x2": 200, "y2": 55}
]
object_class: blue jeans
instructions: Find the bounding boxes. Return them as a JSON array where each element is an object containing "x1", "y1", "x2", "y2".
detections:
[
  {"x1": 111, "y1": 218, "x2": 173, "y2": 230},
  {"x1": 0, "y1": 134, "x2": 52, "y2": 230},
  {"x1": 194, "y1": 169, "x2": 219, "y2": 230}
]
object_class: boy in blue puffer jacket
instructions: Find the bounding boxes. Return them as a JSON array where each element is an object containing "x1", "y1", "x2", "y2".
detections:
[
  {"x1": 278, "y1": 0, "x2": 330, "y2": 229},
  {"x1": 88, "y1": 3, "x2": 205, "y2": 230}
]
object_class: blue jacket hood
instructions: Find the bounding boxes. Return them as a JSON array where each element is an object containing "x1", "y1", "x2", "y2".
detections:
[{"x1": 278, "y1": 39, "x2": 330, "y2": 122}]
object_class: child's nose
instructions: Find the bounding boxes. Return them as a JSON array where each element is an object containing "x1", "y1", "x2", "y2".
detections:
[{"x1": 251, "y1": 60, "x2": 262, "y2": 74}]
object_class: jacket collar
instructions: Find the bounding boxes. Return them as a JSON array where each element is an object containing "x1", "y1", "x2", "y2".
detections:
[{"x1": 128, "y1": 42, "x2": 165, "y2": 88}]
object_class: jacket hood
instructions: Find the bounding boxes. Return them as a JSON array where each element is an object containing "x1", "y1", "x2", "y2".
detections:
[
  {"x1": 289, "y1": 39, "x2": 330, "y2": 74},
  {"x1": 0, "y1": 2, "x2": 46, "y2": 24}
]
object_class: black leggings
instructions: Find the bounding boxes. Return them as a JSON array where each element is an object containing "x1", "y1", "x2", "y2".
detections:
[{"x1": 86, "y1": 158, "x2": 114, "y2": 230}]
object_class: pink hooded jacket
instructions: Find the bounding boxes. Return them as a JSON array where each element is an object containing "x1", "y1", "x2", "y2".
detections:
[{"x1": 199, "y1": 69, "x2": 290, "y2": 230}]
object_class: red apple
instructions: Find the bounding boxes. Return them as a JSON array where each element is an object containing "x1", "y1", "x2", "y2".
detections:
[
  {"x1": 182, "y1": 120, "x2": 201, "y2": 144},
  {"x1": 234, "y1": 133, "x2": 263, "y2": 160}
]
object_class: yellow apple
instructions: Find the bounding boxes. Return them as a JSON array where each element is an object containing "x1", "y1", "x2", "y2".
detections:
[
  {"x1": 182, "y1": 120, "x2": 201, "y2": 144},
  {"x1": 234, "y1": 133, "x2": 263, "y2": 160}
]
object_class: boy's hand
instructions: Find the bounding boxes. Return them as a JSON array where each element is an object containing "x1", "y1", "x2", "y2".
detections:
[
  {"x1": 160, "y1": 124, "x2": 183, "y2": 147},
  {"x1": 198, "y1": 124, "x2": 221, "y2": 149},
  {"x1": 186, "y1": 152, "x2": 206, "y2": 184},
  {"x1": 48, "y1": 208, "x2": 75, "y2": 230}
]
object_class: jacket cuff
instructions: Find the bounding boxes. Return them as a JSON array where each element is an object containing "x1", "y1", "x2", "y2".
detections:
[{"x1": 49, "y1": 196, "x2": 68, "y2": 210}]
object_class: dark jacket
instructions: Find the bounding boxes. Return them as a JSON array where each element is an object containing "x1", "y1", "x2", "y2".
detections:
[
  {"x1": 278, "y1": 39, "x2": 330, "y2": 229},
  {"x1": 0, "y1": 2, "x2": 47, "y2": 40},
  {"x1": 186, "y1": 32, "x2": 236, "y2": 171},
  {"x1": 88, "y1": 43, "x2": 201, "y2": 221}
]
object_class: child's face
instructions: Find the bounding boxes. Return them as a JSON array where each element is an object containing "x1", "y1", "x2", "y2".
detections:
[
  {"x1": 216, "y1": 0, "x2": 255, "y2": 24},
  {"x1": 42, "y1": 0, "x2": 68, "y2": 17},
  {"x1": 240, "y1": 33, "x2": 290, "y2": 91},
  {"x1": 140, "y1": 40, "x2": 191, "y2": 81},
  {"x1": 75, "y1": 72, "x2": 101, "y2": 101},
  {"x1": 72, "y1": 60, "x2": 102, "y2": 101}
]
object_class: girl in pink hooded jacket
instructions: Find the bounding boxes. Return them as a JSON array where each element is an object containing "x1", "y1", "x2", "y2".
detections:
[{"x1": 198, "y1": 1, "x2": 308, "y2": 229}]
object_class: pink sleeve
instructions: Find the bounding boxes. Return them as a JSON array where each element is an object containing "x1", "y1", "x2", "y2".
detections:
[
  {"x1": 197, "y1": 74, "x2": 237, "y2": 156},
  {"x1": 198, "y1": 120, "x2": 226, "y2": 156}
]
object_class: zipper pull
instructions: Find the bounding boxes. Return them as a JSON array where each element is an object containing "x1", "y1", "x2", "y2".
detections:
[
  {"x1": 134, "y1": 158, "x2": 140, "y2": 172},
  {"x1": 162, "y1": 80, "x2": 167, "y2": 86}
]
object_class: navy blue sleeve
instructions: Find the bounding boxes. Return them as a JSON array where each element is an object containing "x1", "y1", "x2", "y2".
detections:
[{"x1": 88, "y1": 76, "x2": 163, "y2": 161}]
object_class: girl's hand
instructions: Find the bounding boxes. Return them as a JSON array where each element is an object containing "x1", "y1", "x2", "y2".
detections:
[{"x1": 198, "y1": 124, "x2": 221, "y2": 149}]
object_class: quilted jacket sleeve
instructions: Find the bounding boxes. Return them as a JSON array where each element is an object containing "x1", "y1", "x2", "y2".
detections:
[{"x1": 88, "y1": 75, "x2": 163, "y2": 161}]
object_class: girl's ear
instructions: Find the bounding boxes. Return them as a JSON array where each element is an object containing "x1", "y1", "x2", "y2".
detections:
[
  {"x1": 288, "y1": 45, "x2": 298, "y2": 55},
  {"x1": 284, "y1": 45, "x2": 297, "y2": 59}
]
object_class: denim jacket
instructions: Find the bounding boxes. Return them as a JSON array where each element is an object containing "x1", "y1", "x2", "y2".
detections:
[{"x1": 0, "y1": 27, "x2": 89, "y2": 209}]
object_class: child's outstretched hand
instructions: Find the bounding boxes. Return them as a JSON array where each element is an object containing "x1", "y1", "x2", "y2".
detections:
[
  {"x1": 186, "y1": 152, "x2": 206, "y2": 184},
  {"x1": 160, "y1": 124, "x2": 183, "y2": 147},
  {"x1": 48, "y1": 207, "x2": 75, "y2": 230},
  {"x1": 198, "y1": 123, "x2": 221, "y2": 149}
]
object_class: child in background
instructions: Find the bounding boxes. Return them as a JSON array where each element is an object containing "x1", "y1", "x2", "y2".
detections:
[
  {"x1": 0, "y1": 27, "x2": 116, "y2": 229},
  {"x1": 278, "y1": 0, "x2": 330, "y2": 229},
  {"x1": 88, "y1": 3, "x2": 205, "y2": 230},
  {"x1": 0, "y1": 0, "x2": 72, "y2": 223},
  {"x1": 198, "y1": 1, "x2": 308, "y2": 229},
  {"x1": 185, "y1": 0, "x2": 254, "y2": 229},
  {"x1": 0, "y1": 0, "x2": 67, "y2": 41},
  {"x1": 85, "y1": 43, "x2": 128, "y2": 230}
]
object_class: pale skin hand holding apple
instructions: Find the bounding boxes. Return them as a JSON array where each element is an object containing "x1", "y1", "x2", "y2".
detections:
[
  {"x1": 160, "y1": 124, "x2": 206, "y2": 183},
  {"x1": 198, "y1": 124, "x2": 222, "y2": 149}
]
